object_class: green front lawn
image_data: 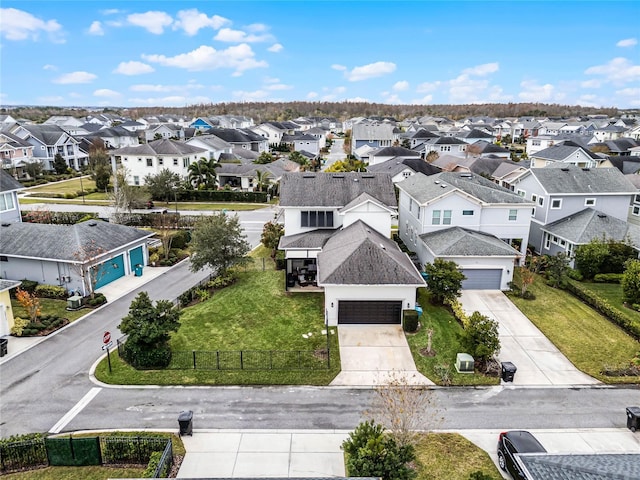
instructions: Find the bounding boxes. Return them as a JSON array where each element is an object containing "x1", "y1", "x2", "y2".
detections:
[
  {"x1": 95, "y1": 269, "x2": 341, "y2": 385},
  {"x1": 414, "y1": 433, "x2": 500, "y2": 480},
  {"x1": 12, "y1": 298, "x2": 91, "y2": 324},
  {"x1": 3, "y1": 466, "x2": 145, "y2": 480},
  {"x1": 578, "y1": 281, "x2": 640, "y2": 325},
  {"x1": 509, "y1": 273, "x2": 640, "y2": 383},
  {"x1": 406, "y1": 289, "x2": 499, "y2": 386},
  {"x1": 26, "y1": 177, "x2": 96, "y2": 194}
]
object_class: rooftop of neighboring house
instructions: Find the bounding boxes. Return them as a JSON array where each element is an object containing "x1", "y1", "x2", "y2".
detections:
[
  {"x1": 457, "y1": 129, "x2": 494, "y2": 139},
  {"x1": 0, "y1": 169, "x2": 24, "y2": 193},
  {"x1": 370, "y1": 146, "x2": 420, "y2": 158},
  {"x1": 111, "y1": 139, "x2": 206, "y2": 156},
  {"x1": 351, "y1": 122, "x2": 396, "y2": 140},
  {"x1": 398, "y1": 171, "x2": 533, "y2": 205},
  {"x1": 419, "y1": 227, "x2": 522, "y2": 257},
  {"x1": 216, "y1": 158, "x2": 299, "y2": 178},
  {"x1": 208, "y1": 128, "x2": 265, "y2": 143},
  {"x1": 367, "y1": 157, "x2": 440, "y2": 177},
  {"x1": 525, "y1": 166, "x2": 637, "y2": 194},
  {"x1": 280, "y1": 172, "x2": 397, "y2": 208},
  {"x1": 531, "y1": 141, "x2": 601, "y2": 161},
  {"x1": 517, "y1": 453, "x2": 640, "y2": 480},
  {"x1": 15, "y1": 124, "x2": 73, "y2": 145}
]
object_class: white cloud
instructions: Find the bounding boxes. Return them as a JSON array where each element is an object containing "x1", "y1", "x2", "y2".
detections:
[
  {"x1": 306, "y1": 92, "x2": 318, "y2": 99},
  {"x1": 232, "y1": 89, "x2": 271, "y2": 100},
  {"x1": 173, "y1": 9, "x2": 230, "y2": 36},
  {"x1": 53, "y1": 71, "x2": 97, "y2": 84},
  {"x1": 416, "y1": 81, "x2": 442, "y2": 93},
  {"x1": 43, "y1": 64, "x2": 57, "y2": 71},
  {"x1": 88, "y1": 21, "x2": 104, "y2": 36},
  {"x1": 346, "y1": 62, "x2": 396, "y2": 81},
  {"x1": 581, "y1": 79, "x2": 601, "y2": 88},
  {"x1": 127, "y1": 11, "x2": 173, "y2": 34},
  {"x1": 0, "y1": 8, "x2": 64, "y2": 42},
  {"x1": 383, "y1": 94, "x2": 402, "y2": 104},
  {"x1": 246, "y1": 23, "x2": 268, "y2": 33},
  {"x1": 585, "y1": 57, "x2": 640, "y2": 85},
  {"x1": 263, "y1": 76, "x2": 279, "y2": 84},
  {"x1": 392, "y1": 80, "x2": 409, "y2": 91},
  {"x1": 94, "y1": 89, "x2": 121, "y2": 98},
  {"x1": 214, "y1": 27, "x2": 273, "y2": 43},
  {"x1": 101, "y1": 9, "x2": 121, "y2": 15},
  {"x1": 462, "y1": 62, "x2": 499, "y2": 76},
  {"x1": 331, "y1": 64, "x2": 347, "y2": 71},
  {"x1": 266, "y1": 83, "x2": 293, "y2": 91},
  {"x1": 268, "y1": 43, "x2": 283, "y2": 53},
  {"x1": 113, "y1": 61, "x2": 155, "y2": 75},
  {"x1": 518, "y1": 80, "x2": 558, "y2": 102},
  {"x1": 142, "y1": 44, "x2": 268, "y2": 74},
  {"x1": 617, "y1": 38, "x2": 637, "y2": 47}
]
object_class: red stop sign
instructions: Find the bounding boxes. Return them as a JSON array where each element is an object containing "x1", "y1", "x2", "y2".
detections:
[{"x1": 103, "y1": 331, "x2": 111, "y2": 344}]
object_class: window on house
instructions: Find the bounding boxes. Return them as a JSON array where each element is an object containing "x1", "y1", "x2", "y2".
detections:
[
  {"x1": 633, "y1": 194, "x2": 640, "y2": 204},
  {"x1": 538, "y1": 197, "x2": 544, "y2": 206},
  {"x1": 443, "y1": 210, "x2": 452, "y2": 225},
  {"x1": 531, "y1": 194, "x2": 538, "y2": 202},
  {"x1": 183, "y1": 158, "x2": 190, "y2": 168},
  {"x1": 432, "y1": 210, "x2": 441, "y2": 225},
  {"x1": 402, "y1": 171, "x2": 411, "y2": 178},
  {"x1": 0, "y1": 192, "x2": 15, "y2": 211},
  {"x1": 158, "y1": 158, "x2": 164, "y2": 165},
  {"x1": 146, "y1": 158, "x2": 153, "y2": 167},
  {"x1": 544, "y1": 234, "x2": 550, "y2": 250},
  {"x1": 0, "y1": 256, "x2": 7, "y2": 262},
  {"x1": 301, "y1": 211, "x2": 334, "y2": 228},
  {"x1": 632, "y1": 205, "x2": 640, "y2": 216},
  {"x1": 532, "y1": 208, "x2": 536, "y2": 216},
  {"x1": 417, "y1": 206, "x2": 421, "y2": 219},
  {"x1": 173, "y1": 158, "x2": 178, "y2": 166},
  {"x1": 585, "y1": 198, "x2": 596, "y2": 206},
  {"x1": 133, "y1": 176, "x2": 140, "y2": 186},
  {"x1": 462, "y1": 210, "x2": 474, "y2": 216},
  {"x1": 551, "y1": 199, "x2": 562, "y2": 209},
  {"x1": 138, "y1": 157, "x2": 142, "y2": 162},
  {"x1": 509, "y1": 209, "x2": 518, "y2": 221}
]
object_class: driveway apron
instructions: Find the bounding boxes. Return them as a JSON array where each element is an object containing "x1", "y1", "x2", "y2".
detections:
[
  {"x1": 459, "y1": 290, "x2": 599, "y2": 386},
  {"x1": 330, "y1": 325, "x2": 434, "y2": 386}
]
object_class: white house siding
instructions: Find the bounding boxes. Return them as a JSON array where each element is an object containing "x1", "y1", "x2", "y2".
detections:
[
  {"x1": 323, "y1": 285, "x2": 418, "y2": 326},
  {"x1": 121, "y1": 154, "x2": 201, "y2": 186},
  {"x1": 530, "y1": 149, "x2": 596, "y2": 168},
  {"x1": 283, "y1": 208, "x2": 343, "y2": 236},
  {"x1": 342, "y1": 204, "x2": 392, "y2": 236}
]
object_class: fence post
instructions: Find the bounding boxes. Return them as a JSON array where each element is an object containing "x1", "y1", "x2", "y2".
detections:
[
  {"x1": 269, "y1": 350, "x2": 273, "y2": 370},
  {"x1": 192, "y1": 350, "x2": 196, "y2": 369},
  {"x1": 137, "y1": 436, "x2": 142, "y2": 465},
  {"x1": 216, "y1": 351, "x2": 220, "y2": 370},
  {"x1": 240, "y1": 350, "x2": 244, "y2": 370}
]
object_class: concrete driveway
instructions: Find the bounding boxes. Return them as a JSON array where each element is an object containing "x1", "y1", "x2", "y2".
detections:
[
  {"x1": 330, "y1": 325, "x2": 434, "y2": 386},
  {"x1": 459, "y1": 290, "x2": 599, "y2": 386}
]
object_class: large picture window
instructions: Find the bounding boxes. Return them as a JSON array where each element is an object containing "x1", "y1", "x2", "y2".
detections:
[{"x1": 301, "y1": 211, "x2": 334, "y2": 228}]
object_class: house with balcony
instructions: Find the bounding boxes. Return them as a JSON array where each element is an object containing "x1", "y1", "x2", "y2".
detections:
[
  {"x1": 0, "y1": 131, "x2": 34, "y2": 175},
  {"x1": 277, "y1": 172, "x2": 424, "y2": 325},
  {"x1": 397, "y1": 172, "x2": 533, "y2": 290},
  {"x1": 12, "y1": 124, "x2": 88, "y2": 171},
  {"x1": 510, "y1": 166, "x2": 638, "y2": 259}
]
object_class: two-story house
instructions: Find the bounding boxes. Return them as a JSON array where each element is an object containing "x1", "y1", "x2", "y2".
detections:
[
  {"x1": 110, "y1": 139, "x2": 206, "y2": 186},
  {"x1": 281, "y1": 133, "x2": 320, "y2": 155},
  {"x1": 251, "y1": 121, "x2": 300, "y2": 145},
  {"x1": 351, "y1": 123, "x2": 398, "y2": 156},
  {"x1": 13, "y1": 124, "x2": 89, "y2": 171},
  {"x1": 207, "y1": 128, "x2": 269, "y2": 154},
  {"x1": 529, "y1": 141, "x2": 602, "y2": 168},
  {"x1": 278, "y1": 172, "x2": 425, "y2": 325},
  {"x1": 421, "y1": 137, "x2": 468, "y2": 157},
  {"x1": 511, "y1": 166, "x2": 638, "y2": 260},
  {"x1": 397, "y1": 172, "x2": 533, "y2": 290},
  {"x1": 366, "y1": 146, "x2": 421, "y2": 166},
  {"x1": 0, "y1": 169, "x2": 23, "y2": 224},
  {"x1": 0, "y1": 131, "x2": 34, "y2": 175}
]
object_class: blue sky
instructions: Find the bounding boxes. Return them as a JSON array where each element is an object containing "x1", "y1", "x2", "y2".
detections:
[{"x1": 1, "y1": 1, "x2": 639, "y2": 108}]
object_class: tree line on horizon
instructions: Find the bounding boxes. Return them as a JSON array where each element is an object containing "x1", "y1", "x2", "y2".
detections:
[{"x1": 2, "y1": 101, "x2": 625, "y2": 124}]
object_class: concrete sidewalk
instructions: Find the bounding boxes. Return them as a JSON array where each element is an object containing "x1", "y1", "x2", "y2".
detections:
[
  {"x1": 459, "y1": 290, "x2": 599, "y2": 386},
  {"x1": 177, "y1": 428, "x2": 640, "y2": 478}
]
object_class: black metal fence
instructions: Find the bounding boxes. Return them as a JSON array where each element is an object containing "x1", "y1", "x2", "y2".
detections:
[
  {"x1": 117, "y1": 335, "x2": 330, "y2": 371},
  {"x1": 0, "y1": 435, "x2": 172, "y2": 476}
]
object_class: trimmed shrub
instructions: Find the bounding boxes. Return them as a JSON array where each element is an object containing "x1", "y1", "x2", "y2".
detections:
[
  {"x1": 402, "y1": 309, "x2": 419, "y2": 333},
  {"x1": 593, "y1": 273, "x2": 623, "y2": 283},
  {"x1": 567, "y1": 269, "x2": 584, "y2": 281},
  {"x1": 35, "y1": 284, "x2": 68, "y2": 299},
  {"x1": 16, "y1": 279, "x2": 38, "y2": 294},
  {"x1": 274, "y1": 250, "x2": 286, "y2": 270},
  {"x1": 87, "y1": 293, "x2": 107, "y2": 306},
  {"x1": 10, "y1": 317, "x2": 28, "y2": 336},
  {"x1": 143, "y1": 451, "x2": 167, "y2": 478},
  {"x1": 171, "y1": 230, "x2": 191, "y2": 249},
  {"x1": 122, "y1": 341, "x2": 172, "y2": 369}
]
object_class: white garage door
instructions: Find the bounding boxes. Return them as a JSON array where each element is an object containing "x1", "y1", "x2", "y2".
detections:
[{"x1": 460, "y1": 269, "x2": 502, "y2": 290}]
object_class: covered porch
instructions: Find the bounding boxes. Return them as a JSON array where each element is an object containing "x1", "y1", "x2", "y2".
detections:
[{"x1": 285, "y1": 258, "x2": 322, "y2": 291}]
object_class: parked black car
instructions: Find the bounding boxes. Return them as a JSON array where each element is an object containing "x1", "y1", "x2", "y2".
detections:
[{"x1": 497, "y1": 430, "x2": 546, "y2": 479}]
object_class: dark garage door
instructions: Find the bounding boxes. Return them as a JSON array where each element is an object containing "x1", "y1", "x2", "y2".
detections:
[
  {"x1": 460, "y1": 269, "x2": 502, "y2": 290},
  {"x1": 338, "y1": 301, "x2": 402, "y2": 324}
]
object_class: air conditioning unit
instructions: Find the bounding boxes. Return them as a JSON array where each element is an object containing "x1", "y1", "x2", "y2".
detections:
[
  {"x1": 456, "y1": 353, "x2": 474, "y2": 373},
  {"x1": 67, "y1": 295, "x2": 82, "y2": 310}
]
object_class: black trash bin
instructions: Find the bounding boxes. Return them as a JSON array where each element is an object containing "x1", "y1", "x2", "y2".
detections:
[
  {"x1": 501, "y1": 362, "x2": 517, "y2": 382},
  {"x1": 627, "y1": 406, "x2": 640, "y2": 432},
  {"x1": 0, "y1": 338, "x2": 7, "y2": 357},
  {"x1": 178, "y1": 410, "x2": 193, "y2": 436}
]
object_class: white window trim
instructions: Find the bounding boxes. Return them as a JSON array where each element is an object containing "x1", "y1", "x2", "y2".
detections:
[
  {"x1": 516, "y1": 189, "x2": 525, "y2": 197},
  {"x1": 538, "y1": 197, "x2": 544, "y2": 206},
  {"x1": 632, "y1": 205, "x2": 640, "y2": 216},
  {"x1": 584, "y1": 198, "x2": 596, "y2": 206},
  {"x1": 544, "y1": 234, "x2": 550, "y2": 250},
  {"x1": 551, "y1": 199, "x2": 562, "y2": 209},
  {"x1": 508, "y1": 209, "x2": 518, "y2": 221}
]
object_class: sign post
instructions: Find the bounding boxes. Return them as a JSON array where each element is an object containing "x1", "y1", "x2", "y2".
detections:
[{"x1": 103, "y1": 331, "x2": 112, "y2": 373}]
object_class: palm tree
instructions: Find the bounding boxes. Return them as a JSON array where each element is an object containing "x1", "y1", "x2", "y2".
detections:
[
  {"x1": 254, "y1": 169, "x2": 272, "y2": 192},
  {"x1": 188, "y1": 157, "x2": 220, "y2": 190}
]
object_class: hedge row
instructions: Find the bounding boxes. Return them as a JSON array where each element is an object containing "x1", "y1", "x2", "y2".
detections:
[
  {"x1": 22, "y1": 211, "x2": 97, "y2": 225},
  {"x1": 566, "y1": 280, "x2": 640, "y2": 340},
  {"x1": 175, "y1": 189, "x2": 268, "y2": 203}
]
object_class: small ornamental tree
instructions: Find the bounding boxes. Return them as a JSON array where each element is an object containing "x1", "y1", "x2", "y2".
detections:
[
  {"x1": 53, "y1": 153, "x2": 68, "y2": 175},
  {"x1": 261, "y1": 221, "x2": 284, "y2": 257},
  {"x1": 622, "y1": 259, "x2": 640, "y2": 305},
  {"x1": 574, "y1": 239, "x2": 610, "y2": 280},
  {"x1": 460, "y1": 311, "x2": 500, "y2": 371},
  {"x1": 72, "y1": 239, "x2": 107, "y2": 299},
  {"x1": 15, "y1": 288, "x2": 41, "y2": 323},
  {"x1": 119, "y1": 291, "x2": 181, "y2": 369},
  {"x1": 544, "y1": 252, "x2": 570, "y2": 289},
  {"x1": 424, "y1": 259, "x2": 466, "y2": 305}
]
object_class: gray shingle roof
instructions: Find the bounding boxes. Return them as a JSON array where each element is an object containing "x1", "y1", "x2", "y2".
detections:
[
  {"x1": 0, "y1": 279, "x2": 21, "y2": 292},
  {"x1": 419, "y1": 227, "x2": 521, "y2": 256},
  {"x1": 370, "y1": 146, "x2": 420, "y2": 157},
  {"x1": 0, "y1": 169, "x2": 24, "y2": 193},
  {"x1": 112, "y1": 139, "x2": 206, "y2": 156},
  {"x1": 280, "y1": 172, "x2": 397, "y2": 208},
  {"x1": 541, "y1": 208, "x2": 640, "y2": 246},
  {"x1": 317, "y1": 220, "x2": 424, "y2": 285},
  {"x1": 278, "y1": 229, "x2": 335, "y2": 249},
  {"x1": 532, "y1": 141, "x2": 600, "y2": 161},
  {"x1": 398, "y1": 172, "x2": 532, "y2": 205},
  {"x1": 0, "y1": 220, "x2": 153, "y2": 261},
  {"x1": 517, "y1": 453, "x2": 640, "y2": 480},
  {"x1": 528, "y1": 166, "x2": 636, "y2": 194},
  {"x1": 19, "y1": 124, "x2": 69, "y2": 145}
]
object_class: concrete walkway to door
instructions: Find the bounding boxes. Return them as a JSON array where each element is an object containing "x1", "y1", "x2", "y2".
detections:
[
  {"x1": 459, "y1": 290, "x2": 599, "y2": 386},
  {"x1": 330, "y1": 325, "x2": 434, "y2": 386}
]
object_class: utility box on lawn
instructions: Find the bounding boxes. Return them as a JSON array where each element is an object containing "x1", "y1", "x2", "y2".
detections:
[{"x1": 455, "y1": 353, "x2": 474, "y2": 373}]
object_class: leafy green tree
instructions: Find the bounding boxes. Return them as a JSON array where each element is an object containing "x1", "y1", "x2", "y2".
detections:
[
  {"x1": 24, "y1": 160, "x2": 43, "y2": 179},
  {"x1": 622, "y1": 259, "x2": 640, "y2": 305},
  {"x1": 341, "y1": 420, "x2": 416, "y2": 480},
  {"x1": 254, "y1": 170, "x2": 272, "y2": 192},
  {"x1": 544, "y1": 252, "x2": 570, "y2": 288},
  {"x1": 325, "y1": 159, "x2": 367, "y2": 172},
  {"x1": 188, "y1": 157, "x2": 219, "y2": 190},
  {"x1": 119, "y1": 291, "x2": 181, "y2": 369},
  {"x1": 144, "y1": 168, "x2": 181, "y2": 202},
  {"x1": 53, "y1": 153, "x2": 68, "y2": 174},
  {"x1": 574, "y1": 239, "x2": 610, "y2": 280},
  {"x1": 288, "y1": 151, "x2": 309, "y2": 169},
  {"x1": 261, "y1": 221, "x2": 284, "y2": 256},
  {"x1": 254, "y1": 152, "x2": 274, "y2": 164},
  {"x1": 190, "y1": 212, "x2": 251, "y2": 274},
  {"x1": 424, "y1": 259, "x2": 466, "y2": 305},
  {"x1": 460, "y1": 311, "x2": 500, "y2": 370}
]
